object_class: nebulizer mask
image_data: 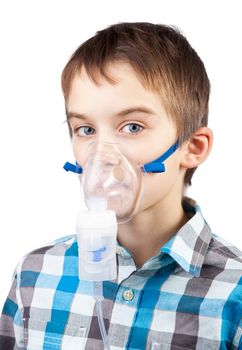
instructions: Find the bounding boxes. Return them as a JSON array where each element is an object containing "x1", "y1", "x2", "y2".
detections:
[{"x1": 64, "y1": 140, "x2": 179, "y2": 349}]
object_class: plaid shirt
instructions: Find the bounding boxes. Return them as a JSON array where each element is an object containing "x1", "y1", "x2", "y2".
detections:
[{"x1": 0, "y1": 197, "x2": 241, "y2": 350}]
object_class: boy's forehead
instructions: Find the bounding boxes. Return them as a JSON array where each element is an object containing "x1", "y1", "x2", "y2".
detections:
[{"x1": 67, "y1": 62, "x2": 165, "y2": 113}]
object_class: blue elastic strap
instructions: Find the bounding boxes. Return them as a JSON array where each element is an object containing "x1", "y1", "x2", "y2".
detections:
[
  {"x1": 63, "y1": 161, "x2": 83, "y2": 174},
  {"x1": 142, "y1": 141, "x2": 179, "y2": 173},
  {"x1": 63, "y1": 140, "x2": 179, "y2": 175}
]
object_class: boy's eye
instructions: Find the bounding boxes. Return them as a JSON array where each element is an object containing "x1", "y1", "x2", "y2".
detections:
[
  {"x1": 76, "y1": 126, "x2": 95, "y2": 136},
  {"x1": 121, "y1": 123, "x2": 144, "y2": 134},
  {"x1": 74, "y1": 123, "x2": 144, "y2": 136}
]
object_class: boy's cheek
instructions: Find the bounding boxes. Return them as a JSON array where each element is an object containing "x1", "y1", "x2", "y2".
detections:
[
  {"x1": 141, "y1": 173, "x2": 173, "y2": 208},
  {"x1": 141, "y1": 157, "x2": 181, "y2": 209},
  {"x1": 72, "y1": 144, "x2": 89, "y2": 168}
]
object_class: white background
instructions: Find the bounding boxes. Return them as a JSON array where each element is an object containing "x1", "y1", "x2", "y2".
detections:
[{"x1": 0, "y1": 0, "x2": 241, "y2": 309}]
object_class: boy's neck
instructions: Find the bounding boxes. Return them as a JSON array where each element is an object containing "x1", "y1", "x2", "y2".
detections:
[{"x1": 117, "y1": 192, "x2": 191, "y2": 269}]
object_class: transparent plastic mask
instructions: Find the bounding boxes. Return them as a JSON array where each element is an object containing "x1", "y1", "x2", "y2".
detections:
[{"x1": 79, "y1": 142, "x2": 143, "y2": 224}]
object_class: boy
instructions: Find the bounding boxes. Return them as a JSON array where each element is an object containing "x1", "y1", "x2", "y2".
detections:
[{"x1": 0, "y1": 22, "x2": 241, "y2": 350}]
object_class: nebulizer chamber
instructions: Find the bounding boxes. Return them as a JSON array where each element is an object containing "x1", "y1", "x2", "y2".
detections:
[{"x1": 76, "y1": 197, "x2": 117, "y2": 282}]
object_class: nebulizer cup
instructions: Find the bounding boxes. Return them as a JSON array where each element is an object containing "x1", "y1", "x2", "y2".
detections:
[{"x1": 76, "y1": 196, "x2": 118, "y2": 282}]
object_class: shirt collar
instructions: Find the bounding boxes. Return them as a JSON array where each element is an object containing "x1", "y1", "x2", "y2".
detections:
[
  {"x1": 116, "y1": 197, "x2": 212, "y2": 277},
  {"x1": 160, "y1": 197, "x2": 212, "y2": 277}
]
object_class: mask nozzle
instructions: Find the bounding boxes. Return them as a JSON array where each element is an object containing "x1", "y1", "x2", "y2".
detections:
[{"x1": 86, "y1": 197, "x2": 107, "y2": 212}]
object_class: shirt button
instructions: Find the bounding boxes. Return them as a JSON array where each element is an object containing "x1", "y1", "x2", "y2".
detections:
[{"x1": 123, "y1": 289, "x2": 134, "y2": 301}]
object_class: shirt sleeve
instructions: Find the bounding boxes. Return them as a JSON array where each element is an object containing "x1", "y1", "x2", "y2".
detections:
[{"x1": 0, "y1": 272, "x2": 24, "y2": 350}]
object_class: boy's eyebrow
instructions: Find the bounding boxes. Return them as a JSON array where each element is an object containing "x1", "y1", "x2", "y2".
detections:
[{"x1": 66, "y1": 106, "x2": 157, "y2": 120}]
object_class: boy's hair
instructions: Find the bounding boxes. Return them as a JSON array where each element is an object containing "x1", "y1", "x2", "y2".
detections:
[{"x1": 61, "y1": 22, "x2": 210, "y2": 188}]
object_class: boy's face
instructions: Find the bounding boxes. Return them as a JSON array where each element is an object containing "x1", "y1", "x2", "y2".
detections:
[{"x1": 66, "y1": 62, "x2": 185, "y2": 214}]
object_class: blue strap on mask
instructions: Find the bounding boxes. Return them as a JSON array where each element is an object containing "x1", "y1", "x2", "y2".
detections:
[
  {"x1": 142, "y1": 141, "x2": 179, "y2": 173},
  {"x1": 63, "y1": 140, "x2": 179, "y2": 174},
  {"x1": 63, "y1": 161, "x2": 83, "y2": 174}
]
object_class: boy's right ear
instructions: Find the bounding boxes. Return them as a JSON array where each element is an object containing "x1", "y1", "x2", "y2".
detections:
[{"x1": 180, "y1": 127, "x2": 213, "y2": 169}]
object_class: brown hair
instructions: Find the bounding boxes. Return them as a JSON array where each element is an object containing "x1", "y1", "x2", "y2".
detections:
[{"x1": 61, "y1": 22, "x2": 210, "y2": 187}]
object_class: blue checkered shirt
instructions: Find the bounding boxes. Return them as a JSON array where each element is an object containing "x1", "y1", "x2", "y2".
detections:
[{"x1": 0, "y1": 197, "x2": 241, "y2": 349}]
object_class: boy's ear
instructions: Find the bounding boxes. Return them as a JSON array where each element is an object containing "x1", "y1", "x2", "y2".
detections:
[{"x1": 180, "y1": 127, "x2": 213, "y2": 169}]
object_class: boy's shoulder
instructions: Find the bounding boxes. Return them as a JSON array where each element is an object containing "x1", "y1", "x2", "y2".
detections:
[
  {"x1": 15, "y1": 234, "x2": 78, "y2": 276},
  {"x1": 207, "y1": 232, "x2": 242, "y2": 269},
  {"x1": 199, "y1": 232, "x2": 242, "y2": 299},
  {"x1": 182, "y1": 197, "x2": 242, "y2": 275},
  {"x1": 27, "y1": 233, "x2": 77, "y2": 256}
]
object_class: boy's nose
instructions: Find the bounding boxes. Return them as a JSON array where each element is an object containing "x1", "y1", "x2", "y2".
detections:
[
  {"x1": 95, "y1": 126, "x2": 119, "y2": 144},
  {"x1": 96, "y1": 135, "x2": 117, "y2": 145},
  {"x1": 89, "y1": 141, "x2": 120, "y2": 159}
]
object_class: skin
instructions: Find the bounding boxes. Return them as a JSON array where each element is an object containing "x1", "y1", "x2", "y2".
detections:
[{"x1": 66, "y1": 62, "x2": 213, "y2": 268}]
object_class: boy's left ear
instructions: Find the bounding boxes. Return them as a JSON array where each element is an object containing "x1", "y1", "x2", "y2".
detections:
[{"x1": 180, "y1": 127, "x2": 213, "y2": 169}]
